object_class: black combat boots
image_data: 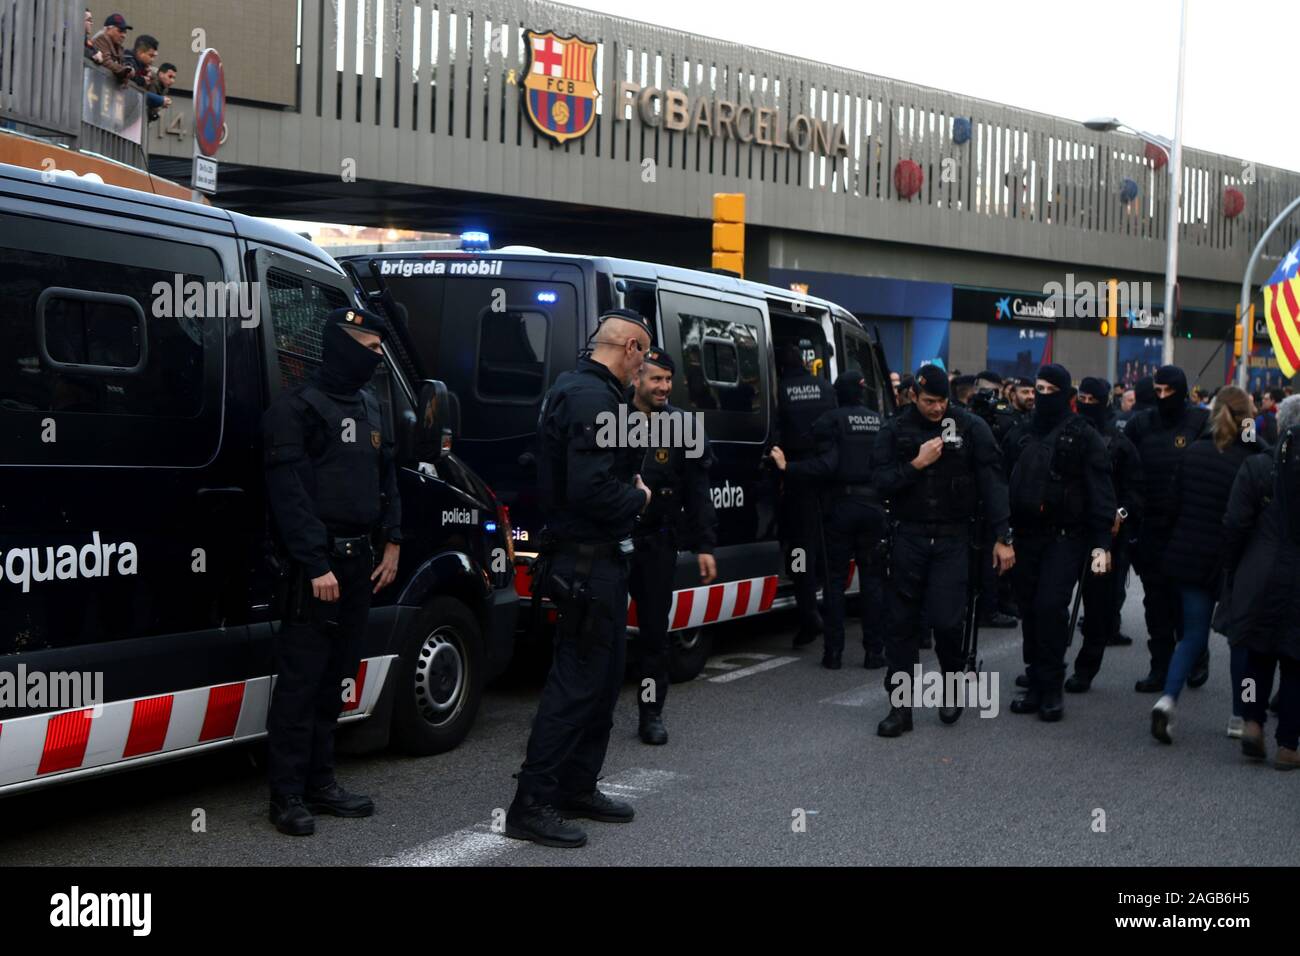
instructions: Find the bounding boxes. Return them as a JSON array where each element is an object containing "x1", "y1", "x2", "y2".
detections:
[{"x1": 877, "y1": 707, "x2": 913, "y2": 737}]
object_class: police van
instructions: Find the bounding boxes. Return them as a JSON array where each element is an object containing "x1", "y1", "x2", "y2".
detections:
[
  {"x1": 0, "y1": 163, "x2": 518, "y2": 795},
  {"x1": 341, "y1": 245, "x2": 893, "y2": 679}
]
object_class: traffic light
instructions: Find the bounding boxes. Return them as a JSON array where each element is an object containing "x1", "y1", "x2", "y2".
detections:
[
  {"x1": 712, "y1": 193, "x2": 745, "y2": 277},
  {"x1": 1100, "y1": 278, "x2": 1119, "y2": 337},
  {"x1": 1234, "y1": 303, "x2": 1255, "y2": 363}
]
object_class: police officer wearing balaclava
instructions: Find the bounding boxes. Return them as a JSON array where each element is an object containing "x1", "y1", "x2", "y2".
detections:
[
  {"x1": 1067, "y1": 376, "x2": 1143, "y2": 691},
  {"x1": 1004, "y1": 365, "x2": 1116, "y2": 721},
  {"x1": 871, "y1": 365, "x2": 1014, "y2": 736},
  {"x1": 771, "y1": 370, "x2": 887, "y2": 670},
  {"x1": 263, "y1": 307, "x2": 401, "y2": 836},
  {"x1": 773, "y1": 340, "x2": 837, "y2": 647},
  {"x1": 1124, "y1": 365, "x2": 1210, "y2": 692}
]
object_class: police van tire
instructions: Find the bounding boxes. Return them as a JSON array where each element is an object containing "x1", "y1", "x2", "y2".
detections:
[
  {"x1": 391, "y1": 597, "x2": 485, "y2": 756},
  {"x1": 667, "y1": 627, "x2": 713, "y2": 683}
]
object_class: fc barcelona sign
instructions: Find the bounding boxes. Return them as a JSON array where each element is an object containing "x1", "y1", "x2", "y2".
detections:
[{"x1": 523, "y1": 31, "x2": 598, "y2": 145}]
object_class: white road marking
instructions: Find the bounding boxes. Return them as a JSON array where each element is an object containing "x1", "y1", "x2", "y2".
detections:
[
  {"x1": 708, "y1": 656, "x2": 799, "y2": 683},
  {"x1": 368, "y1": 768, "x2": 681, "y2": 867},
  {"x1": 700, "y1": 652, "x2": 774, "y2": 673}
]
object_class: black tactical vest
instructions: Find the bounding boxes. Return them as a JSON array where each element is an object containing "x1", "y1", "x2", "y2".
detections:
[
  {"x1": 833, "y1": 406, "x2": 882, "y2": 484},
  {"x1": 892, "y1": 411, "x2": 978, "y2": 523},
  {"x1": 1009, "y1": 416, "x2": 1089, "y2": 531},
  {"x1": 297, "y1": 384, "x2": 386, "y2": 532}
]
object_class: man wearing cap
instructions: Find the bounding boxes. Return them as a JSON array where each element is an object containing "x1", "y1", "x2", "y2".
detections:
[
  {"x1": 626, "y1": 347, "x2": 717, "y2": 744},
  {"x1": 771, "y1": 370, "x2": 887, "y2": 670},
  {"x1": 1004, "y1": 365, "x2": 1116, "y2": 721},
  {"x1": 871, "y1": 365, "x2": 1014, "y2": 736},
  {"x1": 505, "y1": 308, "x2": 652, "y2": 848},
  {"x1": 89, "y1": 13, "x2": 133, "y2": 82},
  {"x1": 773, "y1": 341, "x2": 838, "y2": 647},
  {"x1": 1125, "y1": 365, "x2": 1211, "y2": 692},
  {"x1": 1067, "y1": 376, "x2": 1143, "y2": 691},
  {"x1": 262, "y1": 307, "x2": 401, "y2": 835}
]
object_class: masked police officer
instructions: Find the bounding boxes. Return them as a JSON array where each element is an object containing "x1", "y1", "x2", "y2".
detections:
[
  {"x1": 627, "y1": 347, "x2": 718, "y2": 745},
  {"x1": 263, "y1": 307, "x2": 402, "y2": 836},
  {"x1": 771, "y1": 370, "x2": 887, "y2": 670},
  {"x1": 871, "y1": 366, "x2": 1014, "y2": 736},
  {"x1": 1068, "y1": 376, "x2": 1143, "y2": 691},
  {"x1": 1125, "y1": 365, "x2": 1210, "y2": 692},
  {"x1": 967, "y1": 371, "x2": 1021, "y2": 630},
  {"x1": 1004, "y1": 365, "x2": 1116, "y2": 721},
  {"x1": 773, "y1": 340, "x2": 837, "y2": 647},
  {"x1": 505, "y1": 309, "x2": 652, "y2": 849}
]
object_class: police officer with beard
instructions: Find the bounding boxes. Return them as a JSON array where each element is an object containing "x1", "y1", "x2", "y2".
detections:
[
  {"x1": 263, "y1": 307, "x2": 401, "y2": 836},
  {"x1": 1068, "y1": 377, "x2": 1143, "y2": 691},
  {"x1": 771, "y1": 370, "x2": 887, "y2": 670},
  {"x1": 773, "y1": 340, "x2": 837, "y2": 647},
  {"x1": 1125, "y1": 365, "x2": 1210, "y2": 692},
  {"x1": 1004, "y1": 365, "x2": 1116, "y2": 722},
  {"x1": 626, "y1": 348, "x2": 718, "y2": 745},
  {"x1": 871, "y1": 366, "x2": 1014, "y2": 736},
  {"x1": 505, "y1": 309, "x2": 652, "y2": 849}
]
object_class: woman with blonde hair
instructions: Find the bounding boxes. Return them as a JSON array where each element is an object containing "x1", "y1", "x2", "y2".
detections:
[{"x1": 1151, "y1": 386, "x2": 1265, "y2": 743}]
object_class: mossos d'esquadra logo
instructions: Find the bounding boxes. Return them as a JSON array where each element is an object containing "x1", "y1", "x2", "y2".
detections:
[{"x1": 522, "y1": 30, "x2": 598, "y2": 145}]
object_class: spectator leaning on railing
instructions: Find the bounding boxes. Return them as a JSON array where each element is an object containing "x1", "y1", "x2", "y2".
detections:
[
  {"x1": 89, "y1": 12, "x2": 132, "y2": 82},
  {"x1": 84, "y1": 8, "x2": 104, "y2": 63},
  {"x1": 149, "y1": 61, "x2": 177, "y2": 122},
  {"x1": 125, "y1": 35, "x2": 172, "y2": 120}
]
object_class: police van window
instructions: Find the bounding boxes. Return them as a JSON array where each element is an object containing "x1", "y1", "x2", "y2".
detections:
[
  {"x1": 0, "y1": 219, "x2": 224, "y2": 467},
  {"x1": 477, "y1": 309, "x2": 547, "y2": 401},
  {"x1": 266, "y1": 268, "x2": 350, "y2": 388},
  {"x1": 619, "y1": 279, "x2": 658, "y2": 342},
  {"x1": 841, "y1": 329, "x2": 881, "y2": 412},
  {"x1": 659, "y1": 289, "x2": 766, "y2": 442}
]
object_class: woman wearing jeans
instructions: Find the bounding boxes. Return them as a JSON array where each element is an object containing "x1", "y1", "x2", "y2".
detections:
[
  {"x1": 1151, "y1": 387, "x2": 1263, "y2": 744},
  {"x1": 1221, "y1": 398, "x2": 1300, "y2": 769}
]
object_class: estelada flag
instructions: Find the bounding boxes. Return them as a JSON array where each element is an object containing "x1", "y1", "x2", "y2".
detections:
[
  {"x1": 1261, "y1": 238, "x2": 1300, "y2": 378},
  {"x1": 523, "y1": 31, "x2": 598, "y2": 145}
]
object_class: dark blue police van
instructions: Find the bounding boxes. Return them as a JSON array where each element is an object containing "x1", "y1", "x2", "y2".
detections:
[
  {"x1": 0, "y1": 163, "x2": 517, "y2": 795},
  {"x1": 341, "y1": 245, "x2": 893, "y2": 680}
]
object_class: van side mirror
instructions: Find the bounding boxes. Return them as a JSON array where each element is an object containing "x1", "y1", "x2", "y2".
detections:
[{"x1": 407, "y1": 379, "x2": 454, "y2": 461}]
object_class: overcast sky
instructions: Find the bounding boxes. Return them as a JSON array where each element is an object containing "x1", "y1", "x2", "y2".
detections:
[{"x1": 567, "y1": 0, "x2": 1295, "y2": 173}]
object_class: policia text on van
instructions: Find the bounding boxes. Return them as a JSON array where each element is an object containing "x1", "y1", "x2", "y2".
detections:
[
  {"x1": 0, "y1": 162, "x2": 516, "y2": 796},
  {"x1": 342, "y1": 246, "x2": 894, "y2": 680}
]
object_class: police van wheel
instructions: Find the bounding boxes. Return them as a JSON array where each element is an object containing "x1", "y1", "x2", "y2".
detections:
[
  {"x1": 667, "y1": 627, "x2": 713, "y2": 683},
  {"x1": 391, "y1": 597, "x2": 485, "y2": 756}
]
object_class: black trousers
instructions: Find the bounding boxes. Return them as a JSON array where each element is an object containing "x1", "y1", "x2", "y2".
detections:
[
  {"x1": 1074, "y1": 536, "x2": 1129, "y2": 679},
  {"x1": 885, "y1": 530, "x2": 969, "y2": 694},
  {"x1": 515, "y1": 551, "x2": 629, "y2": 805},
  {"x1": 1132, "y1": 527, "x2": 1182, "y2": 676},
  {"x1": 823, "y1": 497, "x2": 886, "y2": 657},
  {"x1": 778, "y1": 478, "x2": 824, "y2": 633},
  {"x1": 1111, "y1": 532, "x2": 1134, "y2": 635},
  {"x1": 629, "y1": 531, "x2": 675, "y2": 717},
  {"x1": 268, "y1": 547, "x2": 372, "y2": 797},
  {"x1": 1012, "y1": 532, "x2": 1088, "y2": 689},
  {"x1": 1243, "y1": 651, "x2": 1300, "y2": 750}
]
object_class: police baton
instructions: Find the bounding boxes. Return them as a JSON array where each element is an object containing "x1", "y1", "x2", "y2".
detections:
[{"x1": 1066, "y1": 557, "x2": 1089, "y2": 647}]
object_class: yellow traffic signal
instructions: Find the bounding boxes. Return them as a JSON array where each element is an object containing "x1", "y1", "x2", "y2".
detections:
[
  {"x1": 1235, "y1": 304, "x2": 1255, "y2": 362},
  {"x1": 712, "y1": 193, "x2": 745, "y2": 276},
  {"x1": 1101, "y1": 279, "x2": 1118, "y2": 337}
]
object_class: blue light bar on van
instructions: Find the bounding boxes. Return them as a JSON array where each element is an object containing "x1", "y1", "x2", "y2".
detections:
[
  {"x1": 460, "y1": 231, "x2": 490, "y2": 250},
  {"x1": 536, "y1": 291, "x2": 558, "y2": 304},
  {"x1": 484, "y1": 521, "x2": 498, "y2": 533}
]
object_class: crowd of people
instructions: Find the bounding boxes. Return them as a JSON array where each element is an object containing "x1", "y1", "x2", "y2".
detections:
[{"x1": 84, "y1": 10, "x2": 176, "y2": 122}]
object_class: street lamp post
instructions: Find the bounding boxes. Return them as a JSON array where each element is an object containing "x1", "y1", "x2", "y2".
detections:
[{"x1": 1085, "y1": 0, "x2": 1190, "y2": 369}]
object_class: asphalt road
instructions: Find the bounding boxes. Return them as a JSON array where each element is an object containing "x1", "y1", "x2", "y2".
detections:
[{"x1": 2, "y1": 583, "x2": 1297, "y2": 867}]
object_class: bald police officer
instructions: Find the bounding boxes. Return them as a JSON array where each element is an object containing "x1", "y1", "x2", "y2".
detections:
[
  {"x1": 263, "y1": 307, "x2": 402, "y2": 836},
  {"x1": 626, "y1": 347, "x2": 718, "y2": 745}
]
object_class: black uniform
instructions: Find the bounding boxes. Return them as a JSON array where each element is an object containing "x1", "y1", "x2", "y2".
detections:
[
  {"x1": 872, "y1": 400, "x2": 1010, "y2": 707},
  {"x1": 774, "y1": 357, "x2": 837, "y2": 638},
  {"x1": 1124, "y1": 368, "x2": 1210, "y2": 686},
  {"x1": 512, "y1": 354, "x2": 646, "y2": 813},
  {"x1": 627, "y1": 380, "x2": 717, "y2": 728},
  {"x1": 968, "y1": 387, "x2": 1023, "y2": 624},
  {"x1": 263, "y1": 308, "x2": 399, "y2": 814},
  {"x1": 785, "y1": 372, "x2": 886, "y2": 667},
  {"x1": 1072, "y1": 405, "x2": 1143, "y2": 684}
]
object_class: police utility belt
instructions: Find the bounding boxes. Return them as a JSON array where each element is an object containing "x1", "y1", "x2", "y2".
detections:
[
  {"x1": 893, "y1": 519, "x2": 970, "y2": 538},
  {"x1": 833, "y1": 483, "x2": 878, "y2": 501},
  {"x1": 329, "y1": 533, "x2": 374, "y2": 560},
  {"x1": 533, "y1": 534, "x2": 632, "y2": 659}
]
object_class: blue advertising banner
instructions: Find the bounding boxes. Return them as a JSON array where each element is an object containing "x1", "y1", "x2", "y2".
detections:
[
  {"x1": 987, "y1": 326, "x2": 1051, "y2": 381},
  {"x1": 911, "y1": 318, "x2": 950, "y2": 371},
  {"x1": 1119, "y1": 336, "x2": 1163, "y2": 385}
]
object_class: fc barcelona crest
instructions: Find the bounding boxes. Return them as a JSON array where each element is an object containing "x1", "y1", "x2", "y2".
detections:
[{"x1": 522, "y1": 30, "x2": 598, "y2": 145}]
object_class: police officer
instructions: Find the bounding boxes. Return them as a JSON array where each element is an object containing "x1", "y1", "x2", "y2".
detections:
[
  {"x1": 1004, "y1": 365, "x2": 1116, "y2": 721},
  {"x1": 263, "y1": 307, "x2": 401, "y2": 836},
  {"x1": 871, "y1": 366, "x2": 1014, "y2": 736},
  {"x1": 505, "y1": 308, "x2": 653, "y2": 849},
  {"x1": 771, "y1": 370, "x2": 887, "y2": 670},
  {"x1": 773, "y1": 340, "x2": 837, "y2": 647},
  {"x1": 627, "y1": 347, "x2": 718, "y2": 745},
  {"x1": 1068, "y1": 376, "x2": 1143, "y2": 691},
  {"x1": 1125, "y1": 365, "x2": 1210, "y2": 692},
  {"x1": 967, "y1": 371, "x2": 1021, "y2": 629}
]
